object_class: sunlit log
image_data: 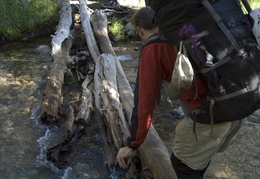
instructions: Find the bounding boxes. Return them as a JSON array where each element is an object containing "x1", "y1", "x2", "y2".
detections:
[
  {"x1": 51, "y1": 0, "x2": 72, "y2": 56},
  {"x1": 41, "y1": 29, "x2": 75, "y2": 125}
]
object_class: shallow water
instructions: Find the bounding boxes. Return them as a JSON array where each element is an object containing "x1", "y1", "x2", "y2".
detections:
[{"x1": 0, "y1": 37, "x2": 115, "y2": 178}]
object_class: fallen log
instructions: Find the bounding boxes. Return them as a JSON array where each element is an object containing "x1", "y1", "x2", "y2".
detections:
[
  {"x1": 40, "y1": 0, "x2": 73, "y2": 124},
  {"x1": 90, "y1": 9, "x2": 137, "y2": 123},
  {"x1": 51, "y1": 0, "x2": 72, "y2": 55},
  {"x1": 78, "y1": 0, "x2": 104, "y2": 115},
  {"x1": 79, "y1": 2, "x2": 137, "y2": 177},
  {"x1": 41, "y1": 30, "x2": 75, "y2": 125},
  {"x1": 46, "y1": 74, "x2": 94, "y2": 168},
  {"x1": 90, "y1": 9, "x2": 177, "y2": 179},
  {"x1": 78, "y1": 0, "x2": 100, "y2": 61},
  {"x1": 94, "y1": 53, "x2": 130, "y2": 166},
  {"x1": 79, "y1": 0, "x2": 117, "y2": 170}
]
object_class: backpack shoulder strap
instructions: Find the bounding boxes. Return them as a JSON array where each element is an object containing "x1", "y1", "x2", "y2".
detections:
[{"x1": 144, "y1": 33, "x2": 172, "y2": 48}]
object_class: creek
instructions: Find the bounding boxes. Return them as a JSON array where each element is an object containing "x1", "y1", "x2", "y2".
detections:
[
  {"x1": 1, "y1": 35, "x2": 259, "y2": 179},
  {"x1": 0, "y1": 36, "x2": 142, "y2": 179}
]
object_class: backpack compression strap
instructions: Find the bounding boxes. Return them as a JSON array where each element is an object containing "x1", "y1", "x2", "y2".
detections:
[{"x1": 200, "y1": 0, "x2": 243, "y2": 55}]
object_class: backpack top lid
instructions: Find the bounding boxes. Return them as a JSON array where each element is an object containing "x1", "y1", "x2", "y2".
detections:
[{"x1": 250, "y1": 7, "x2": 260, "y2": 46}]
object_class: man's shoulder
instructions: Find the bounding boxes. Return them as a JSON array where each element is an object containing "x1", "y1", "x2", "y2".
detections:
[
  {"x1": 143, "y1": 40, "x2": 175, "y2": 50},
  {"x1": 146, "y1": 33, "x2": 172, "y2": 45}
]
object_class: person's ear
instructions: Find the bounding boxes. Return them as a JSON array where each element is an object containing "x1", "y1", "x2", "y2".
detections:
[{"x1": 137, "y1": 26, "x2": 144, "y2": 36}]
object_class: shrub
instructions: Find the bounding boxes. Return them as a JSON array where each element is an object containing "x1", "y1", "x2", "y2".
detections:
[
  {"x1": 108, "y1": 17, "x2": 125, "y2": 41},
  {"x1": 0, "y1": 0, "x2": 59, "y2": 41}
]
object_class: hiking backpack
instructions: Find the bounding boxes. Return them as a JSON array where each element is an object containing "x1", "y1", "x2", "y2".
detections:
[{"x1": 150, "y1": 0, "x2": 260, "y2": 124}]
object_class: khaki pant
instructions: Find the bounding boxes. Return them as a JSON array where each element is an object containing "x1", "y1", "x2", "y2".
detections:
[{"x1": 173, "y1": 117, "x2": 244, "y2": 170}]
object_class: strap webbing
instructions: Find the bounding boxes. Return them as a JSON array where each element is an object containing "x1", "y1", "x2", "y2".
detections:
[
  {"x1": 213, "y1": 88, "x2": 249, "y2": 101},
  {"x1": 201, "y1": 0, "x2": 242, "y2": 54},
  {"x1": 199, "y1": 56, "x2": 232, "y2": 73}
]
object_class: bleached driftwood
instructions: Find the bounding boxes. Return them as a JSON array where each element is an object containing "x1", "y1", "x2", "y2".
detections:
[
  {"x1": 90, "y1": 9, "x2": 134, "y2": 123},
  {"x1": 94, "y1": 54, "x2": 130, "y2": 165},
  {"x1": 78, "y1": 0, "x2": 100, "y2": 61},
  {"x1": 51, "y1": 0, "x2": 72, "y2": 56},
  {"x1": 78, "y1": 0, "x2": 103, "y2": 114},
  {"x1": 41, "y1": 0, "x2": 73, "y2": 124},
  {"x1": 78, "y1": 0, "x2": 125, "y2": 173}
]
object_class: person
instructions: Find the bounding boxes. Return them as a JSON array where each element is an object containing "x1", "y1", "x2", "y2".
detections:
[{"x1": 116, "y1": 6, "x2": 245, "y2": 179}]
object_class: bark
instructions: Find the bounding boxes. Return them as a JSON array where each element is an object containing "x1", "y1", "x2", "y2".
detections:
[
  {"x1": 40, "y1": 0, "x2": 73, "y2": 124},
  {"x1": 41, "y1": 30, "x2": 75, "y2": 125},
  {"x1": 90, "y1": 9, "x2": 177, "y2": 179},
  {"x1": 91, "y1": 10, "x2": 135, "y2": 123},
  {"x1": 94, "y1": 53, "x2": 130, "y2": 166},
  {"x1": 46, "y1": 74, "x2": 94, "y2": 169}
]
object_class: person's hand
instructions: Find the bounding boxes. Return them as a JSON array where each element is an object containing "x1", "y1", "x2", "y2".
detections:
[{"x1": 116, "y1": 146, "x2": 136, "y2": 169}]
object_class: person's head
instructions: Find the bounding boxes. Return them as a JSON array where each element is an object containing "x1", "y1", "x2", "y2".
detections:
[{"x1": 130, "y1": 7, "x2": 158, "y2": 42}]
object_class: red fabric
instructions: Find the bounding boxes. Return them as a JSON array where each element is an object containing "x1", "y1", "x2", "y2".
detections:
[
  {"x1": 179, "y1": 75, "x2": 208, "y2": 109},
  {"x1": 131, "y1": 42, "x2": 207, "y2": 147}
]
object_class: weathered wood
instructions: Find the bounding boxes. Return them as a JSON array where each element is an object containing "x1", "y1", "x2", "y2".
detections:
[
  {"x1": 76, "y1": 74, "x2": 94, "y2": 122},
  {"x1": 51, "y1": 0, "x2": 72, "y2": 55},
  {"x1": 78, "y1": 0, "x2": 103, "y2": 115},
  {"x1": 78, "y1": 0, "x2": 100, "y2": 61},
  {"x1": 46, "y1": 73, "x2": 94, "y2": 168},
  {"x1": 90, "y1": 9, "x2": 177, "y2": 179},
  {"x1": 90, "y1": 10, "x2": 136, "y2": 123},
  {"x1": 94, "y1": 54, "x2": 130, "y2": 166},
  {"x1": 40, "y1": 30, "x2": 75, "y2": 125},
  {"x1": 41, "y1": 0, "x2": 73, "y2": 124},
  {"x1": 46, "y1": 105, "x2": 75, "y2": 169},
  {"x1": 98, "y1": 54, "x2": 130, "y2": 146}
]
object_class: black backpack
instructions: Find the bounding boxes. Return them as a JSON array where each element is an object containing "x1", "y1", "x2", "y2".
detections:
[{"x1": 150, "y1": 0, "x2": 260, "y2": 124}]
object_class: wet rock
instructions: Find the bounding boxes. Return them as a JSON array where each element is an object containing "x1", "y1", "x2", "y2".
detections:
[
  {"x1": 33, "y1": 45, "x2": 51, "y2": 55},
  {"x1": 123, "y1": 22, "x2": 136, "y2": 38}
]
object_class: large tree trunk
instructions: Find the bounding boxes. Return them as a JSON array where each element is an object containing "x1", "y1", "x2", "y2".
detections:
[
  {"x1": 40, "y1": 0, "x2": 73, "y2": 124},
  {"x1": 51, "y1": 0, "x2": 72, "y2": 56},
  {"x1": 89, "y1": 8, "x2": 177, "y2": 179},
  {"x1": 90, "y1": 9, "x2": 136, "y2": 123},
  {"x1": 78, "y1": 0, "x2": 100, "y2": 61},
  {"x1": 41, "y1": 30, "x2": 75, "y2": 125},
  {"x1": 94, "y1": 53, "x2": 130, "y2": 165}
]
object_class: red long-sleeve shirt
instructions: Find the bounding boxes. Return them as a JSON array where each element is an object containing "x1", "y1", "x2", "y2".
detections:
[{"x1": 127, "y1": 39, "x2": 207, "y2": 149}]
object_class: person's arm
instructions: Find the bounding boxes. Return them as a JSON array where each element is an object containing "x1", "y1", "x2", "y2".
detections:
[
  {"x1": 117, "y1": 42, "x2": 176, "y2": 168},
  {"x1": 130, "y1": 45, "x2": 163, "y2": 147},
  {"x1": 117, "y1": 44, "x2": 162, "y2": 168},
  {"x1": 126, "y1": 69, "x2": 140, "y2": 150}
]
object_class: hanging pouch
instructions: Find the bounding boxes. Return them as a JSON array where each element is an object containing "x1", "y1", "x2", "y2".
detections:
[{"x1": 167, "y1": 41, "x2": 194, "y2": 100}]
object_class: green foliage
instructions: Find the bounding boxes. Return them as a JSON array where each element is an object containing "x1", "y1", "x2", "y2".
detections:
[
  {"x1": 240, "y1": 0, "x2": 260, "y2": 13},
  {"x1": 108, "y1": 17, "x2": 125, "y2": 40},
  {"x1": 248, "y1": 0, "x2": 260, "y2": 9},
  {"x1": 0, "y1": 0, "x2": 59, "y2": 40}
]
